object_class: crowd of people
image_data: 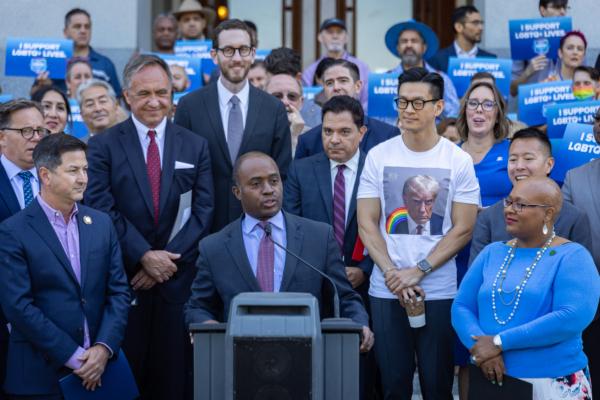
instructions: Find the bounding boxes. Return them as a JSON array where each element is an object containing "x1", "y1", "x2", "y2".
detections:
[{"x1": 0, "y1": 0, "x2": 599, "y2": 399}]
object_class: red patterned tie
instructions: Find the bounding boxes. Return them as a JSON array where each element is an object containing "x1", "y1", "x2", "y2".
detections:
[
  {"x1": 256, "y1": 221, "x2": 274, "y2": 292},
  {"x1": 147, "y1": 130, "x2": 161, "y2": 225},
  {"x1": 333, "y1": 164, "x2": 346, "y2": 251}
]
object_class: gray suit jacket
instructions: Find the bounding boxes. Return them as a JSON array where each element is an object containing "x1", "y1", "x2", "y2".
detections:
[
  {"x1": 470, "y1": 198, "x2": 592, "y2": 265},
  {"x1": 562, "y1": 159, "x2": 600, "y2": 268}
]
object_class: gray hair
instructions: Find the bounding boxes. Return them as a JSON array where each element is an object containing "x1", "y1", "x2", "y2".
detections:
[
  {"x1": 122, "y1": 54, "x2": 172, "y2": 91},
  {"x1": 76, "y1": 78, "x2": 117, "y2": 104},
  {"x1": 402, "y1": 175, "x2": 440, "y2": 197}
]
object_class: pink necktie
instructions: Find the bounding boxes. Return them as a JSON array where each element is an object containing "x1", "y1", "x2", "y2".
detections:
[
  {"x1": 146, "y1": 130, "x2": 161, "y2": 225},
  {"x1": 333, "y1": 165, "x2": 346, "y2": 251},
  {"x1": 256, "y1": 221, "x2": 274, "y2": 292}
]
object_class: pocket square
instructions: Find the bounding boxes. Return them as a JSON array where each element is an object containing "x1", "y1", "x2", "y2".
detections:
[{"x1": 175, "y1": 161, "x2": 194, "y2": 169}]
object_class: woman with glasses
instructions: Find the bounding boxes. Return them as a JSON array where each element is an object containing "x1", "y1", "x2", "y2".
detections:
[
  {"x1": 452, "y1": 176, "x2": 599, "y2": 399},
  {"x1": 31, "y1": 86, "x2": 71, "y2": 134}
]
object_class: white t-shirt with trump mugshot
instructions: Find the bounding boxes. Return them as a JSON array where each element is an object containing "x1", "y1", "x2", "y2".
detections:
[{"x1": 357, "y1": 135, "x2": 480, "y2": 300}]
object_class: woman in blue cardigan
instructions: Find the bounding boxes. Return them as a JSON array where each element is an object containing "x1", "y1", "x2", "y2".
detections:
[{"x1": 452, "y1": 176, "x2": 599, "y2": 399}]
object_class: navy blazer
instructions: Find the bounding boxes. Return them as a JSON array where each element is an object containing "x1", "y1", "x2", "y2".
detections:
[
  {"x1": 184, "y1": 212, "x2": 369, "y2": 327},
  {"x1": 283, "y1": 151, "x2": 373, "y2": 278},
  {"x1": 84, "y1": 118, "x2": 214, "y2": 303},
  {"x1": 294, "y1": 116, "x2": 399, "y2": 159},
  {"x1": 0, "y1": 201, "x2": 130, "y2": 395},
  {"x1": 428, "y1": 45, "x2": 497, "y2": 73},
  {"x1": 174, "y1": 82, "x2": 292, "y2": 232}
]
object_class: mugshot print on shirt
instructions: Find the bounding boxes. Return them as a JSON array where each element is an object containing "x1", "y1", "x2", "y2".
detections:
[
  {"x1": 384, "y1": 169, "x2": 450, "y2": 236},
  {"x1": 358, "y1": 135, "x2": 480, "y2": 300}
]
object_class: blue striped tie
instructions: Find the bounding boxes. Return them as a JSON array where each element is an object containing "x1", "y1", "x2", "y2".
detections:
[{"x1": 18, "y1": 171, "x2": 34, "y2": 207}]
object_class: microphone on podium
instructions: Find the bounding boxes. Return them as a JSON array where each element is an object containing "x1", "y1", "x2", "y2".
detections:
[{"x1": 262, "y1": 223, "x2": 341, "y2": 319}]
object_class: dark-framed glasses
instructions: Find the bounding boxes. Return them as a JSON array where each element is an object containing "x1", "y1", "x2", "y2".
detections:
[
  {"x1": 217, "y1": 46, "x2": 253, "y2": 58},
  {"x1": 503, "y1": 198, "x2": 551, "y2": 213},
  {"x1": 394, "y1": 97, "x2": 440, "y2": 111},
  {"x1": 466, "y1": 99, "x2": 496, "y2": 112},
  {"x1": 2, "y1": 126, "x2": 51, "y2": 140}
]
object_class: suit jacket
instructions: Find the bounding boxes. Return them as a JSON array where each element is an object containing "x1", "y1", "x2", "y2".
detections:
[
  {"x1": 84, "y1": 117, "x2": 214, "y2": 303},
  {"x1": 174, "y1": 82, "x2": 292, "y2": 232},
  {"x1": 562, "y1": 159, "x2": 600, "y2": 268},
  {"x1": 428, "y1": 45, "x2": 497, "y2": 73},
  {"x1": 184, "y1": 212, "x2": 369, "y2": 327},
  {"x1": 390, "y1": 213, "x2": 444, "y2": 235},
  {"x1": 469, "y1": 198, "x2": 593, "y2": 265},
  {"x1": 283, "y1": 152, "x2": 373, "y2": 278},
  {"x1": 0, "y1": 201, "x2": 130, "y2": 395},
  {"x1": 294, "y1": 116, "x2": 399, "y2": 159}
]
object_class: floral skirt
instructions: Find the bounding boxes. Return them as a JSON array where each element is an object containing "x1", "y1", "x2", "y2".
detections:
[{"x1": 522, "y1": 369, "x2": 592, "y2": 400}]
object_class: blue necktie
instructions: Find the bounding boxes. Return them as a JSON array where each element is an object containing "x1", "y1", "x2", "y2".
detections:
[{"x1": 17, "y1": 171, "x2": 34, "y2": 207}]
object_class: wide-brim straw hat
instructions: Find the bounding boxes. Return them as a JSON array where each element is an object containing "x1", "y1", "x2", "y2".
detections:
[{"x1": 173, "y1": 0, "x2": 216, "y2": 25}]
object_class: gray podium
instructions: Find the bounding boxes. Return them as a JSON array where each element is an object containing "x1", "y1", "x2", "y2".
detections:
[{"x1": 190, "y1": 292, "x2": 362, "y2": 400}]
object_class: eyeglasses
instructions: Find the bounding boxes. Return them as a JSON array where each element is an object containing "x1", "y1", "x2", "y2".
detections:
[
  {"x1": 464, "y1": 20, "x2": 485, "y2": 26},
  {"x1": 271, "y1": 92, "x2": 302, "y2": 102},
  {"x1": 394, "y1": 97, "x2": 440, "y2": 110},
  {"x1": 2, "y1": 126, "x2": 51, "y2": 140},
  {"x1": 217, "y1": 46, "x2": 253, "y2": 58},
  {"x1": 466, "y1": 99, "x2": 497, "y2": 112},
  {"x1": 547, "y1": 4, "x2": 570, "y2": 11},
  {"x1": 503, "y1": 198, "x2": 551, "y2": 213}
]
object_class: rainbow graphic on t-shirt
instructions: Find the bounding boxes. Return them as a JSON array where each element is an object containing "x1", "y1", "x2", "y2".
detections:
[{"x1": 385, "y1": 207, "x2": 408, "y2": 234}]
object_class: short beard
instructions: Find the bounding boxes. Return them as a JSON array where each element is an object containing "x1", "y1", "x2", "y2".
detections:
[{"x1": 401, "y1": 53, "x2": 421, "y2": 68}]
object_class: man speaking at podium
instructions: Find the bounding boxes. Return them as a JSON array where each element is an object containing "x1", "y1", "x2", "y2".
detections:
[{"x1": 184, "y1": 151, "x2": 373, "y2": 352}]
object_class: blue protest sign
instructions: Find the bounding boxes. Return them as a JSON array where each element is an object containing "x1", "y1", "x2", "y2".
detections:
[
  {"x1": 0, "y1": 95, "x2": 13, "y2": 104},
  {"x1": 509, "y1": 17, "x2": 571, "y2": 60},
  {"x1": 302, "y1": 86, "x2": 322, "y2": 102},
  {"x1": 545, "y1": 100, "x2": 600, "y2": 138},
  {"x1": 447, "y1": 57, "x2": 512, "y2": 98},
  {"x1": 155, "y1": 54, "x2": 202, "y2": 92},
  {"x1": 174, "y1": 40, "x2": 216, "y2": 77},
  {"x1": 367, "y1": 73, "x2": 398, "y2": 125},
  {"x1": 65, "y1": 99, "x2": 89, "y2": 140},
  {"x1": 550, "y1": 123, "x2": 599, "y2": 183},
  {"x1": 255, "y1": 49, "x2": 271, "y2": 61},
  {"x1": 518, "y1": 80, "x2": 574, "y2": 126},
  {"x1": 5, "y1": 37, "x2": 73, "y2": 79}
]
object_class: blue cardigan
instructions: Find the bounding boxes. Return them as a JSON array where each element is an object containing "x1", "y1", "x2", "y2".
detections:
[{"x1": 452, "y1": 241, "x2": 599, "y2": 378}]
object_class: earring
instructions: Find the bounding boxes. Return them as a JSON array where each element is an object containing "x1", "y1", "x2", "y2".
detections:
[{"x1": 542, "y1": 223, "x2": 548, "y2": 235}]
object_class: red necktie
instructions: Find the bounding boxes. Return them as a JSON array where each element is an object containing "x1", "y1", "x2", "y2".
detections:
[
  {"x1": 256, "y1": 221, "x2": 274, "y2": 292},
  {"x1": 146, "y1": 130, "x2": 161, "y2": 225},
  {"x1": 333, "y1": 164, "x2": 346, "y2": 251}
]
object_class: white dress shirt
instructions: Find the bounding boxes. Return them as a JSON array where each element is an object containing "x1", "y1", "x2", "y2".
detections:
[
  {"x1": 217, "y1": 77, "x2": 250, "y2": 141},
  {"x1": 132, "y1": 114, "x2": 167, "y2": 167},
  {"x1": 454, "y1": 41, "x2": 479, "y2": 58},
  {"x1": 329, "y1": 150, "x2": 360, "y2": 224},
  {"x1": 407, "y1": 215, "x2": 430, "y2": 236},
  {"x1": 1, "y1": 155, "x2": 40, "y2": 209}
]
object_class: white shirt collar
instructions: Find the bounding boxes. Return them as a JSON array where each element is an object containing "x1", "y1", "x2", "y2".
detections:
[
  {"x1": 0, "y1": 155, "x2": 38, "y2": 182},
  {"x1": 217, "y1": 77, "x2": 250, "y2": 110},
  {"x1": 454, "y1": 41, "x2": 478, "y2": 58},
  {"x1": 131, "y1": 114, "x2": 167, "y2": 139},
  {"x1": 242, "y1": 210, "x2": 285, "y2": 235},
  {"x1": 329, "y1": 150, "x2": 360, "y2": 173}
]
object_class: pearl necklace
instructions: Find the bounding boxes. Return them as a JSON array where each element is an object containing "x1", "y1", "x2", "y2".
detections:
[{"x1": 491, "y1": 231, "x2": 556, "y2": 325}]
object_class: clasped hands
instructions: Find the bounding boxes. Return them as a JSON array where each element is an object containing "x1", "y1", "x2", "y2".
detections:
[
  {"x1": 470, "y1": 335, "x2": 505, "y2": 386},
  {"x1": 73, "y1": 344, "x2": 110, "y2": 391},
  {"x1": 131, "y1": 250, "x2": 181, "y2": 290},
  {"x1": 384, "y1": 266, "x2": 425, "y2": 305}
]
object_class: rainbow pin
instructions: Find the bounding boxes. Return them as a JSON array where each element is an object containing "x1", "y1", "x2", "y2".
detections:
[{"x1": 385, "y1": 207, "x2": 408, "y2": 234}]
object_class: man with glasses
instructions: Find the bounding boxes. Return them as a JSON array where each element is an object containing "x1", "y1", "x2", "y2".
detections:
[
  {"x1": 358, "y1": 68, "x2": 480, "y2": 398},
  {"x1": 175, "y1": 19, "x2": 291, "y2": 233},
  {"x1": 429, "y1": 5, "x2": 497, "y2": 74},
  {"x1": 0, "y1": 99, "x2": 49, "y2": 398}
]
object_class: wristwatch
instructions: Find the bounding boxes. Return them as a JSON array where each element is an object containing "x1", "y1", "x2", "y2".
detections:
[
  {"x1": 493, "y1": 334, "x2": 503, "y2": 350},
  {"x1": 417, "y1": 259, "x2": 433, "y2": 275}
]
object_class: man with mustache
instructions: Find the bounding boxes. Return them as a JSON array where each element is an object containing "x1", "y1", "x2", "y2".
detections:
[{"x1": 385, "y1": 20, "x2": 460, "y2": 118}]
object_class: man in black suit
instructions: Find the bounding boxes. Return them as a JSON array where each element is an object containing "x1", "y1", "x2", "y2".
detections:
[
  {"x1": 294, "y1": 59, "x2": 399, "y2": 159},
  {"x1": 184, "y1": 152, "x2": 374, "y2": 354},
  {"x1": 399, "y1": 174, "x2": 444, "y2": 236},
  {"x1": 0, "y1": 99, "x2": 47, "y2": 399},
  {"x1": 428, "y1": 5, "x2": 496, "y2": 73},
  {"x1": 85, "y1": 54, "x2": 214, "y2": 400},
  {"x1": 174, "y1": 19, "x2": 292, "y2": 232}
]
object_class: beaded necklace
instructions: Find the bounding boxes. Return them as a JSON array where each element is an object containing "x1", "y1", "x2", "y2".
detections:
[{"x1": 491, "y1": 231, "x2": 556, "y2": 325}]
